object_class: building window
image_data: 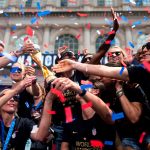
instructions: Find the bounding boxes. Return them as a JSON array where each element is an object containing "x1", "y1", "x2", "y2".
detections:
[
  {"x1": 25, "y1": 0, "x2": 33, "y2": 7},
  {"x1": 55, "y1": 34, "x2": 78, "y2": 53},
  {"x1": 136, "y1": 34, "x2": 149, "y2": 49},
  {"x1": 61, "y1": 0, "x2": 68, "y2": 7},
  {"x1": 136, "y1": 0, "x2": 150, "y2": 6},
  {"x1": 0, "y1": 0, "x2": 7, "y2": 8},
  {"x1": 96, "y1": 35, "x2": 120, "y2": 51},
  {"x1": 97, "y1": 0, "x2": 112, "y2": 6},
  {"x1": 15, "y1": 35, "x2": 39, "y2": 50},
  {"x1": 97, "y1": 0, "x2": 105, "y2": 6}
]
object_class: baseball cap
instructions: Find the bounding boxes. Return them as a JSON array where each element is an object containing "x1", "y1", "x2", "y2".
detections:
[{"x1": 55, "y1": 50, "x2": 76, "y2": 64}]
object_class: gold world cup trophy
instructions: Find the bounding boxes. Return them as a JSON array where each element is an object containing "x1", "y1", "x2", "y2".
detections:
[{"x1": 25, "y1": 39, "x2": 56, "y2": 89}]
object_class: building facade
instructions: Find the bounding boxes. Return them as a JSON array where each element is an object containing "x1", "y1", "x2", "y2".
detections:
[{"x1": 0, "y1": 0, "x2": 150, "y2": 85}]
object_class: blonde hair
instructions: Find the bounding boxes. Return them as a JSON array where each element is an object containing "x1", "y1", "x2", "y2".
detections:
[{"x1": 109, "y1": 46, "x2": 128, "y2": 58}]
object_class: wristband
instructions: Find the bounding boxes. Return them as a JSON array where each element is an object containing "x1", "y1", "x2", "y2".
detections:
[
  {"x1": 79, "y1": 89, "x2": 87, "y2": 97},
  {"x1": 116, "y1": 89, "x2": 124, "y2": 98}
]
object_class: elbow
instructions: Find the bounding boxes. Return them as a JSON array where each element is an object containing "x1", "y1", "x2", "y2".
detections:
[
  {"x1": 36, "y1": 136, "x2": 47, "y2": 142},
  {"x1": 130, "y1": 115, "x2": 140, "y2": 124}
]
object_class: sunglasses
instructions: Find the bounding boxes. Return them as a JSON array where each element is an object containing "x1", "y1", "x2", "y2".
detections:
[
  {"x1": 85, "y1": 56, "x2": 93, "y2": 61},
  {"x1": 13, "y1": 95, "x2": 20, "y2": 102},
  {"x1": 142, "y1": 42, "x2": 150, "y2": 51},
  {"x1": 10, "y1": 67, "x2": 22, "y2": 73},
  {"x1": 108, "y1": 51, "x2": 121, "y2": 57}
]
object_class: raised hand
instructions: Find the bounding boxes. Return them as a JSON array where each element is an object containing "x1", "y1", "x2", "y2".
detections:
[
  {"x1": 20, "y1": 76, "x2": 37, "y2": 89},
  {"x1": 51, "y1": 77, "x2": 81, "y2": 93},
  {"x1": 111, "y1": 7, "x2": 119, "y2": 31},
  {"x1": 25, "y1": 66, "x2": 36, "y2": 76},
  {"x1": 58, "y1": 45, "x2": 68, "y2": 55},
  {"x1": 52, "y1": 59, "x2": 76, "y2": 73}
]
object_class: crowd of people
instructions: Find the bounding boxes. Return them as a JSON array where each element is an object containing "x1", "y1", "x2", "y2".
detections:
[{"x1": 0, "y1": 7, "x2": 150, "y2": 150}]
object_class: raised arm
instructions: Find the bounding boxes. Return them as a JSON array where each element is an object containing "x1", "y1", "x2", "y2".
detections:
[
  {"x1": 0, "y1": 76, "x2": 36, "y2": 107},
  {"x1": 115, "y1": 81, "x2": 142, "y2": 123},
  {"x1": 52, "y1": 59, "x2": 129, "y2": 81},
  {"x1": 89, "y1": 7, "x2": 119, "y2": 64},
  {"x1": 52, "y1": 77, "x2": 114, "y2": 124},
  {"x1": 30, "y1": 90, "x2": 55, "y2": 141},
  {"x1": 0, "y1": 44, "x2": 34, "y2": 69},
  {"x1": 25, "y1": 66, "x2": 41, "y2": 96}
]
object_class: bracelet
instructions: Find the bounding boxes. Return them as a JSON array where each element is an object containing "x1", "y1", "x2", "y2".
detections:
[
  {"x1": 12, "y1": 51, "x2": 18, "y2": 57},
  {"x1": 79, "y1": 89, "x2": 87, "y2": 97},
  {"x1": 116, "y1": 89, "x2": 124, "y2": 98}
]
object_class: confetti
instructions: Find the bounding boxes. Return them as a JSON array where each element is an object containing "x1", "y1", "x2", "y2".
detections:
[
  {"x1": 121, "y1": 60, "x2": 127, "y2": 67},
  {"x1": 51, "y1": 88, "x2": 66, "y2": 103},
  {"x1": 121, "y1": 16, "x2": 128, "y2": 22},
  {"x1": 65, "y1": 107, "x2": 73, "y2": 123},
  {"x1": 86, "y1": 23, "x2": 91, "y2": 29},
  {"x1": 80, "y1": 84, "x2": 93, "y2": 90},
  {"x1": 119, "y1": 67, "x2": 125, "y2": 75},
  {"x1": 105, "y1": 40, "x2": 111, "y2": 44},
  {"x1": 81, "y1": 80, "x2": 92, "y2": 85},
  {"x1": 143, "y1": 16, "x2": 149, "y2": 21},
  {"x1": 26, "y1": 26, "x2": 34, "y2": 37},
  {"x1": 37, "y1": 2, "x2": 41, "y2": 10},
  {"x1": 142, "y1": 61, "x2": 150, "y2": 72},
  {"x1": 108, "y1": 30, "x2": 115, "y2": 35},
  {"x1": 90, "y1": 140, "x2": 104, "y2": 148},
  {"x1": 37, "y1": 10, "x2": 52, "y2": 17},
  {"x1": 132, "y1": 20, "x2": 142, "y2": 27},
  {"x1": 138, "y1": 31, "x2": 143, "y2": 35},
  {"x1": 104, "y1": 141, "x2": 113, "y2": 145},
  {"x1": 112, "y1": 112, "x2": 124, "y2": 121},
  {"x1": 75, "y1": 34, "x2": 81, "y2": 39},
  {"x1": 31, "y1": 17, "x2": 37, "y2": 24},
  {"x1": 77, "y1": 12, "x2": 88, "y2": 17},
  {"x1": 11, "y1": 25, "x2": 17, "y2": 31},
  {"x1": 25, "y1": 102, "x2": 30, "y2": 108},
  {"x1": 128, "y1": 42, "x2": 134, "y2": 48},
  {"x1": 139, "y1": 132, "x2": 146, "y2": 143},
  {"x1": 47, "y1": 110, "x2": 56, "y2": 115},
  {"x1": 81, "y1": 102, "x2": 93, "y2": 110}
]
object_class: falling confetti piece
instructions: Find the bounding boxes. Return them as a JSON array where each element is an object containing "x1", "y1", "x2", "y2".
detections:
[
  {"x1": 80, "y1": 84, "x2": 93, "y2": 90},
  {"x1": 26, "y1": 26, "x2": 34, "y2": 37},
  {"x1": 139, "y1": 132, "x2": 146, "y2": 143},
  {"x1": 86, "y1": 23, "x2": 91, "y2": 29},
  {"x1": 104, "y1": 141, "x2": 113, "y2": 145},
  {"x1": 51, "y1": 88, "x2": 66, "y2": 103},
  {"x1": 77, "y1": 12, "x2": 88, "y2": 17},
  {"x1": 37, "y1": 10, "x2": 52, "y2": 17},
  {"x1": 142, "y1": 61, "x2": 150, "y2": 72},
  {"x1": 76, "y1": 34, "x2": 81, "y2": 39},
  {"x1": 81, "y1": 102, "x2": 93, "y2": 110},
  {"x1": 47, "y1": 110, "x2": 56, "y2": 115},
  {"x1": 65, "y1": 107, "x2": 73, "y2": 123},
  {"x1": 119, "y1": 67, "x2": 125, "y2": 75},
  {"x1": 31, "y1": 17, "x2": 37, "y2": 24},
  {"x1": 90, "y1": 140, "x2": 104, "y2": 148},
  {"x1": 25, "y1": 101, "x2": 30, "y2": 108},
  {"x1": 128, "y1": 42, "x2": 134, "y2": 48},
  {"x1": 81, "y1": 80, "x2": 92, "y2": 85},
  {"x1": 112, "y1": 112, "x2": 124, "y2": 121},
  {"x1": 37, "y1": 2, "x2": 41, "y2": 10},
  {"x1": 121, "y1": 16, "x2": 128, "y2": 22}
]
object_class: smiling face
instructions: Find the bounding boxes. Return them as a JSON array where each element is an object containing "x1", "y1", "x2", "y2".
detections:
[
  {"x1": 0, "y1": 90, "x2": 18, "y2": 114},
  {"x1": 137, "y1": 42, "x2": 150, "y2": 63},
  {"x1": 10, "y1": 63, "x2": 25, "y2": 82},
  {"x1": 107, "y1": 46, "x2": 126, "y2": 63}
]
